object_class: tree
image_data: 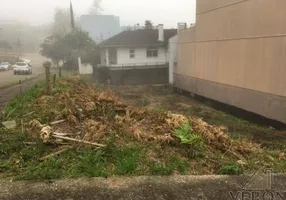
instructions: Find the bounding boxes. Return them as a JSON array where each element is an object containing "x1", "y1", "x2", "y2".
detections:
[
  {"x1": 144, "y1": 20, "x2": 153, "y2": 29},
  {"x1": 40, "y1": 30, "x2": 100, "y2": 69},
  {"x1": 52, "y1": 8, "x2": 72, "y2": 36},
  {"x1": 40, "y1": 35, "x2": 70, "y2": 66},
  {"x1": 89, "y1": 0, "x2": 103, "y2": 15}
]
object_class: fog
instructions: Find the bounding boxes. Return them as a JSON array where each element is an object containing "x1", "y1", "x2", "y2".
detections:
[
  {"x1": 0, "y1": 0, "x2": 196, "y2": 27},
  {"x1": 0, "y1": 0, "x2": 196, "y2": 54}
]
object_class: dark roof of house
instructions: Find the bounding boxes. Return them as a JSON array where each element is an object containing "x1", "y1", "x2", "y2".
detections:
[{"x1": 100, "y1": 29, "x2": 177, "y2": 47}]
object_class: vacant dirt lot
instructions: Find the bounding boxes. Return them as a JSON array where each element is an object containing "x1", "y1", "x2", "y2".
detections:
[
  {"x1": 0, "y1": 78, "x2": 285, "y2": 200},
  {"x1": 106, "y1": 84, "x2": 286, "y2": 145}
]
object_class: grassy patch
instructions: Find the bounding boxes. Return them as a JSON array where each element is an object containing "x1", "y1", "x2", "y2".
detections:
[
  {"x1": 0, "y1": 129, "x2": 143, "y2": 180},
  {"x1": 148, "y1": 156, "x2": 189, "y2": 175},
  {"x1": 219, "y1": 163, "x2": 243, "y2": 175},
  {"x1": 148, "y1": 162, "x2": 173, "y2": 175},
  {"x1": 2, "y1": 81, "x2": 44, "y2": 121}
]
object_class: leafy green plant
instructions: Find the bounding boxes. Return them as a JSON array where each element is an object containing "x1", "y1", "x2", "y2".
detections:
[
  {"x1": 219, "y1": 163, "x2": 243, "y2": 175},
  {"x1": 173, "y1": 122, "x2": 205, "y2": 158},
  {"x1": 173, "y1": 122, "x2": 203, "y2": 145}
]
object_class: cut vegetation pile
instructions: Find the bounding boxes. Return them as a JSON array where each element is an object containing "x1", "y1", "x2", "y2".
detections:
[
  {"x1": 1, "y1": 76, "x2": 285, "y2": 180},
  {"x1": 27, "y1": 77, "x2": 259, "y2": 159}
]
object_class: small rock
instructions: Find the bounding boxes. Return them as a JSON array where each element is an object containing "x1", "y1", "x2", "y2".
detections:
[
  {"x1": 2, "y1": 120, "x2": 16, "y2": 129},
  {"x1": 237, "y1": 160, "x2": 247, "y2": 166},
  {"x1": 278, "y1": 152, "x2": 285, "y2": 160}
]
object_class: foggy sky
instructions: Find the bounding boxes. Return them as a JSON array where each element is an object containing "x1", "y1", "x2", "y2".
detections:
[{"x1": 0, "y1": 0, "x2": 196, "y2": 28}]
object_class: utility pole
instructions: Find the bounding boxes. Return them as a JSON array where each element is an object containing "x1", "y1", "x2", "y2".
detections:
[
  {"x1": 0, "y1": 29, "x2": 3, "y2": 53},
  {"x1": 17, "y1": 38, "x2": 22, "y2": 58},
  {"x1": 70, "y1": 1, "x2": 75, "y2": 30}
]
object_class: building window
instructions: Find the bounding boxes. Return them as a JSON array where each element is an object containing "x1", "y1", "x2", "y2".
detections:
[
  {"x1": 147, "y1": 48, "x2": 158, "y2": 58},
  {"x1": 130, "y1": 48, "x2": 135, "y2": 58}
]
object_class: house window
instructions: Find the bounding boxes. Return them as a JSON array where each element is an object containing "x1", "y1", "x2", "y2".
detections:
[
  {"x1": 129, "y1": 48, "x2": 135, "y2": 58},
  {"x1": 147, "y1": 48, "x2": 158, "y2": 58}
]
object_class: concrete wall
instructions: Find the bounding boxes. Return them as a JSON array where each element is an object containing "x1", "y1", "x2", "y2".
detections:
[
  {"x1": 116, "y1": 47, "x2": 168, "y2": 65},
  {"x1": 78, "y1": 58, "x2": 93, "y2": 75},
  {"x1": 175, "y1": 0, "x2": 286, "y2": 123},
  {"x1": 94, "y1": 66, "x2": 169, "y2": 85},
  {"x1": 168, "y1": 35, "x2": 178, "y2": 84},
  {"x1": 110, "y1": 67, "x2": 168, "y2": 85}
]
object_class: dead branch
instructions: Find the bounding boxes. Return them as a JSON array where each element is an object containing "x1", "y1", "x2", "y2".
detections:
[
  {"x1": 52, "y1": 135, "x2": 106, "y2": 147},
  {"x1": 23, "y1": 142, "x2": 37, "y2": 145},
  {"x1": 39, "y1": 146, "x2": 73, "y2": 161},
  {"x1": 49, "y1": 119, "x2": 67, "y2": 125},
  {"x1": 23, "y1": 111, "x2": 35, "y2": 117}
]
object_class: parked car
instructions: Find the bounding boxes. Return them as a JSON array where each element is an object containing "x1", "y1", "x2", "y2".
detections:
[
  {"x1": 14, "y1": 62, "x2": 32, "y2": 75},
  {"x1": 0, "y1": 62, "x2": 10, "y2": 71}
]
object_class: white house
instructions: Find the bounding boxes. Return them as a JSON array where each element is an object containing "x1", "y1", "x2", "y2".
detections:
[{"x1": 99, "y1": 25, "x2": 177, "y2": 83}]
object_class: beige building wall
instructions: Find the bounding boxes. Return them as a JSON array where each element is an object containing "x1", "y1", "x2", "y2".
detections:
[{"x1": 175, "y1": 0, "x2": 286, "y2": 123}]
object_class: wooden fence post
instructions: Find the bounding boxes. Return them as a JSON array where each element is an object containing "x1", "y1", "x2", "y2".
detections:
[
  {"x1": 59, "y1": 67, "x2": 62, "y2": 77},
  {"x1": 43, "y1": 61, "x2": 52, "y2": 95},
  {"x1": 46, "y1": 66, "x2": 51, "y2": 95},
  {"x1": 53, "y1": 74, "x2": 56, "y2": 88},
  {"x1": 19, "y1": 80, "x2": 24, "y2": 133}
]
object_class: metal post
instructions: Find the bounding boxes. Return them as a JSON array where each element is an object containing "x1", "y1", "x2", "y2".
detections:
[{"x1": 17, "y1": 38, "x2": 22, "y2": 58}]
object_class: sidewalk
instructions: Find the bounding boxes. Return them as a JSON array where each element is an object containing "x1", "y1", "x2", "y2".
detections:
[{"x1": 1, "y1": 175, "x2": 285, "y2": 200}]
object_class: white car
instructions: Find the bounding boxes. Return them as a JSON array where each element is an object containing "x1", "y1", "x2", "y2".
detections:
[
  {"x1": 14, "y1": 62, "x2": 32, "y2": 75},
  {"x1": 0, "y1": 62, "x2": 10, "y2": 71}
]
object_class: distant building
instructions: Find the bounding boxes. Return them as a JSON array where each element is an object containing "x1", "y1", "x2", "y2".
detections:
[
  {"x1": 80, "y1": 15, "x2": 121, "y2": 43},
  {"x1": 99, "y1": 25, "x2": 177, "y2": 83}
]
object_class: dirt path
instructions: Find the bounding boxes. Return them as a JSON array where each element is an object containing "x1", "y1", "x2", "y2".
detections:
[{"x1": 0, "y1": 75, "x2": 44, "y2": 110}]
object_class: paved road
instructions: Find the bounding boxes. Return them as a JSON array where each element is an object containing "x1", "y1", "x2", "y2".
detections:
[
  {"x1": 0, "y1": 53, "x2": 47, "y2": 110},
  {"x1": 0, "y1": 53, "x2": 46, "y2": 88}
]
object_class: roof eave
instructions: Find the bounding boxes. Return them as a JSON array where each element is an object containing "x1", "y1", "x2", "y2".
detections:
[{"x1": 100, "y1": 43, "x2": 165, "y2": 48}]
